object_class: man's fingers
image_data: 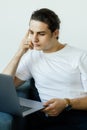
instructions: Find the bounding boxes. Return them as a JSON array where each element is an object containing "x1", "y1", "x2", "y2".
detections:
[
  {"x1": 44, "y1": 99, "x2": 55, "y2": 107},
  {"x1": 24, "y1": 41, "x2": 33, "y2": 50},
  {"x1": 24, "y1": 30, "x2": 29, "y2": 39}
]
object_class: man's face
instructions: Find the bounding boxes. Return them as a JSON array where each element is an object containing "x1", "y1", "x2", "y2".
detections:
[{"x1": 28, "y1": 20, "x2": 58, "y2": 53}]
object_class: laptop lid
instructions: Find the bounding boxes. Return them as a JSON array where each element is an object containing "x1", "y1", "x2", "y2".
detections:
[{"x1": 0, "y1": 74, "x2": 44, "y2": 117}]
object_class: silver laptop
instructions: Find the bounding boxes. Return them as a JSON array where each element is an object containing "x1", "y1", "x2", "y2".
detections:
[{"x1": 0, "y1": 73, "x2": 44, "y2": 117}]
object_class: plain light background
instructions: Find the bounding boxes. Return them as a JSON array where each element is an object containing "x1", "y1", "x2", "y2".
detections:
[{"x1": 0, "y1": 0, "x2": 87, "y2": 72}]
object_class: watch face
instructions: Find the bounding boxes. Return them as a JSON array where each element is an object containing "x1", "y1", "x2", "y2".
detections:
[{"x1": 65, "y1": 105, "x2": 72, "y2": 111}]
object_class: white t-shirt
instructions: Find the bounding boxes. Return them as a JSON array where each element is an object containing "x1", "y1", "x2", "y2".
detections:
[{"x1": 16, "y1": 45, "x2": 87, "y2": 102}]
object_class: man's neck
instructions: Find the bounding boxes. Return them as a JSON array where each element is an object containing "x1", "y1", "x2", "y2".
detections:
[
  {"x1": 56, "y1": 42, "x2": 66, "y2": 51},
  {"x1": 43, "y1": 41, "x2": 66, "y2": 53}
]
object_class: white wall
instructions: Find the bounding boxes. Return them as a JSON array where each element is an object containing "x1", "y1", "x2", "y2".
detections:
[{"x1": 0, "y1": 0, "x2": 87, "y2": 72}]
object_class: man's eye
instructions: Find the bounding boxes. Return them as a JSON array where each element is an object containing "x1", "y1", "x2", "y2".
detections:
[
  {"x1": 39, "y1": 33, "x2": 45, "y2": 35},
  {"x1": 29, "y1": 31, "x2": 33, "y2": 34}
]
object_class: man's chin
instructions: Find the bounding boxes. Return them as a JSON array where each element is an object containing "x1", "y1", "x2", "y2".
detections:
[{"x1": 34, "y1": 47, "x2": 42, "y2": 51}]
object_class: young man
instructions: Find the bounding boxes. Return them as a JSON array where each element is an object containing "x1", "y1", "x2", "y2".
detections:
[{"x1": 3, "y1": 8, "x2": 87, "y2": 130}]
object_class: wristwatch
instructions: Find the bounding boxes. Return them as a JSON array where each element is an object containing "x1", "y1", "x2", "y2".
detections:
[{"x1": 64, "y1": 98, "x2": 72, "y2": 111}]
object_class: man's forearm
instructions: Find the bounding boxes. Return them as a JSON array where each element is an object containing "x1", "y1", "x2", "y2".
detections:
[
  {"x1": 2, "y1": 51, "x2": 23, "y2": 77},
  {"x1": 69, "y1": 96, "x2": 87, "y2": 110}
]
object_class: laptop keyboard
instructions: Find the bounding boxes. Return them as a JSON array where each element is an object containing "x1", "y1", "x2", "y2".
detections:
[{"x1": 20, "y1": 105, "x2": 32, "y2": 112}]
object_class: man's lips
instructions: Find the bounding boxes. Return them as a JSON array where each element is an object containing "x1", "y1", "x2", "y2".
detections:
[{"x1": 33, "y1": 44, "x2": 40, "y2": 47}]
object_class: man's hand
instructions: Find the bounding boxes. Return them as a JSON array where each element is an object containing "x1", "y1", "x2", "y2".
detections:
[
  {"x1": 43, "y1": 98, "x2": 66, "y2": 116},
  {"x1": 17, "y1": 30, "x2": 33, "y2": 56}
]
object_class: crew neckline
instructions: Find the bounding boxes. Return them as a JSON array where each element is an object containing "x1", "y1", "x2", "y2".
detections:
[{"x1": 42, "y1": 44, "x2": 68, "y2": 56}]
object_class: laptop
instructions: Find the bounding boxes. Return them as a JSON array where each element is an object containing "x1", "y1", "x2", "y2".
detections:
[{"x1": 0, "y1": 73, "x2": 44, "y2": 117}]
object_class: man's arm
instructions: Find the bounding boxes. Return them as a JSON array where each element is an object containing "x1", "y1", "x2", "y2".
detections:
[
  {"x1": 2, "y1": 30, "x2": 32, "y2": 87},
  {"x1": 2, "y1": 50, "x2": 26, "y2": 87},
  {"x1": 43, "y1": 96, "x2": 87, "y2": 116}
]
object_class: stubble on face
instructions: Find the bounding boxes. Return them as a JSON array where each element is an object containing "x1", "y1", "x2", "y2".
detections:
[{"x1": 29, "y1": 20, "x2": 57, "y2": 52}]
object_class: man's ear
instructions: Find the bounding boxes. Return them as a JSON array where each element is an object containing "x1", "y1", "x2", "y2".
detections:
[{"x1": 53, "y1": 29, "x2": 59, "y2": 39}]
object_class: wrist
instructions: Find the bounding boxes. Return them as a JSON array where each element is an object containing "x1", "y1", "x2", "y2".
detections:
[
  {"x1": 64, "y1": 98, "x2": 72, "y2": 111},
  {"x1": 15, "y1": 49, "x2": 25, "y2": 58}
]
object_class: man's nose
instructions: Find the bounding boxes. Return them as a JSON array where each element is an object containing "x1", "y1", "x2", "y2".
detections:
[{"x1": 33, "y1": 34, "x2": 38, "y2": 41}]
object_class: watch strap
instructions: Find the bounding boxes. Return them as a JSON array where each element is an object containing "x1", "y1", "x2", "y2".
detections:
[{"x1": 64, "y1": 98, "x2": 72, "y2": 111}]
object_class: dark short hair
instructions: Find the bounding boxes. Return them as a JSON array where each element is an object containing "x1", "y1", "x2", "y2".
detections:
[{"x1": 30, "y1": 8, "x2": 61, "y2": 33}]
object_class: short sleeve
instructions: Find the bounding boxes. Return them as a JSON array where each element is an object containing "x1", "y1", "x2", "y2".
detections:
[
  {"x1": 15, "y1": 51, "x2": 32, "y2": 81},
  {"x1": 79, "y1": 52, "x2": 87, "y2": 92}
]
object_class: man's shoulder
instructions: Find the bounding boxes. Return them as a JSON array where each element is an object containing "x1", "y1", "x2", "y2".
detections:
[
  {"x1": 66, "y1": 45, "x2": 87, "y2": 56},
  {"x1": 63, "y1": 45, "x2": 87, "y2": 64}
]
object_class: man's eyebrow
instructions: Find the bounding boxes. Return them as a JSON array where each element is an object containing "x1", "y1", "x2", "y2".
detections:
[
  {"x1": 38, "y1": 31, "x2": 46, "y2": 34},
  {"x1": 29, "y1": 29, "x2": 46, "y2": 33}
]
